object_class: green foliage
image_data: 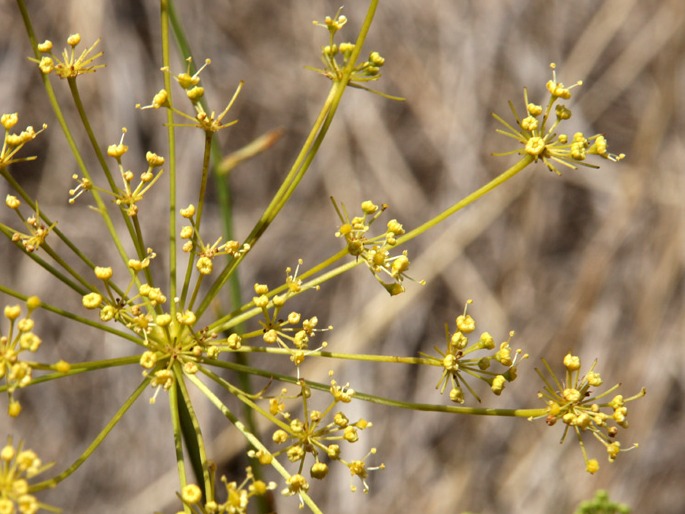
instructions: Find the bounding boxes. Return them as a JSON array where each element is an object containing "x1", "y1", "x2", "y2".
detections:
[{"x1": 574, "y1": 490, "x2": 632, "y2": 514}]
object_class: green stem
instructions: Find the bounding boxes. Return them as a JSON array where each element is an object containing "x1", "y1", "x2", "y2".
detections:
[
  {"x1": 173, "y1": 365, "x2": 213, "y2": 501},
  {"x1": 209, "y1": 154, "x2": 536, "y2": 332},
  {"x1": 203, "y1": 357, "x2": 546, "y2": 419},
  {"x1": 168, "y1": 371, "x2": 191, "y2": 513},
  {"x1": 161, "y1": 0, "x2": 178, "y2": 315},
  {"x1": 193, "y1": 132, "x2": 213, "y2": 235},
  {"x1": 225, "y1": 346, "x2": 438, "y2": 366},
  {"x1": 165, "y1": 0, "x2": 270, "y2": 495},
  {"x1": 30, "y1": 377, "x2": 150, "y2": 492},
  {"x1": 0, "y1": 227, "x2": 90, "y2": 295},
  {"x1": 130, "y1": 215, "x2": 156, "y2": 294},
  {"x1": 397, "y1": 154, "x2": 535, "y2": 245},
  {"x1": 0, "y1": 356, "x2": 140, "y2": 393},
  {"x1": 199, "y1": 367, "x2": 291, "y2": 433},
  {"x1": 65, "y1": 78, "x2": 117, "y2": 191},
  {"x1": 186, "y1": 273, "x2": 204, "y2": 314}
]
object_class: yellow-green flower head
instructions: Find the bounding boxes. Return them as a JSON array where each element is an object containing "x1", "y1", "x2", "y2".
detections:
[
  {"x1": 525, "y1": 136, "x2": 546, "y2": 158},
  {"x1": 1, "y1": 113, "x2": 46, "y2": 171},
  {"x1": 493, "y1": 63, "x2": 624, "y2": 174},
  {"x1": 4, "y1": 304, "x2": 21, "y2": 320},
  {"x1": 31, "y1": 34, "x2": 105, "y2": 78},
  {"x1": 186, "y1": 86, "x2": 204, "y2": 101},
  {"x1": 180, "y1": 204, "x2": 195, "y2": 218},
  {"x1": 283, "y1": 473, "x2": 309, "y2": 496},
  {"x1": 536, "y1": 355, "x2": 645, "y2": 473},
  {"x1": 107, "y1": 128, "x2": 129, "y2": 160},
  {"x1": 491, "y1": 375, "x2": 507, "y2": 395},
  {"x1": 456, "y1": 313, "x2": 475, "y2": 334},
  {"x1": 563, "y1": 353, "x2": 581, "y2": 371},
  {"x1": 429, "y1": 304, "x2": 525, "y2": 404},
  {"x1": 197, "y1": 256, "x2": 213, "y2": 275},
  {"x1": 0, "y1": 437, "x2": 56, "y2": 512},
  {"x1": 310, "y1": 461, "x2": 329, "y2": 480}
]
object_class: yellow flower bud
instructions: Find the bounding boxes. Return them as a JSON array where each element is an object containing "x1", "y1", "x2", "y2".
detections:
[
  {"x1": 563, "y1": 353, "x2": 581, "y2": 371},
  {"x1": 4, "y1": 305, "x2": 21, "y2": 320},
  {"x1": 37, "y1": 40, "x2": 53, "y2": 52},
  {"x1": 146, "y1": 151, "x2": 165, "y2": 167},
  {"x1": 26, "y1": 296, "x2": 41, "y2": 310},
  {"x1": 67, "y1": 33, "x2": 81, "y2": 47},
  {"x1": 94, "y1": 266, "x2": 113, "y2": 280},
  {"x1": 181, "y1": 484, "x2": 202, "y2": 504},
  {"x1": 107, "y1": 143, "x2": 128, "y2": 158},
  {"x1": 586, "y1": 459, "x2": 599, "y2": 474},
  {"x1": 1, "y1": 113, "x2": 18, "y2": 129},
  {"x1": 310, "y1": 461, "x2": 329, "y2": 479}
]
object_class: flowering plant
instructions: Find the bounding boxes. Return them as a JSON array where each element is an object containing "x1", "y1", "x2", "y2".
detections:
[{"x1": 0, "y1": 1, "x2": 645, "y2": 513}]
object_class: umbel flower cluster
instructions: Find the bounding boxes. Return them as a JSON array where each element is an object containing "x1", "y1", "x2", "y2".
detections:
[
  {"x1": 493, "y1": 63, "x2": 625, "y2": 174},
  {"x1": 536, "y1": 355, "x2": 644, "y2": 474},
  {"x1": 423, "y1": 300, "x2": 526, "y2": 404},
  {"x1": 0, "y1": 2, "x2": 645, "y2": 513},
  {"x1": 0, "y1": 437, "x2": 55, "y2": 514}
]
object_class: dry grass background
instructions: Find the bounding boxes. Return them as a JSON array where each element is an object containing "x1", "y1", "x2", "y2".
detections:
[{"x1": 1, "y1": 0, "x2": 684, "y2": 513}]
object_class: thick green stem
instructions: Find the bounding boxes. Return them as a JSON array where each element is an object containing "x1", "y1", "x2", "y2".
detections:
[
  {"x1": 168, "y1": 372, "x2": 190, "y2": 512},
  {"x1": 173, "y1": 366, "x2": 213, "y2": 503}
]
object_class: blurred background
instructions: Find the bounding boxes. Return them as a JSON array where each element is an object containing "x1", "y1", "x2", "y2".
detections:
[{"x1": 1, "y1": 0, "x2": 683, "y2": 512}]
